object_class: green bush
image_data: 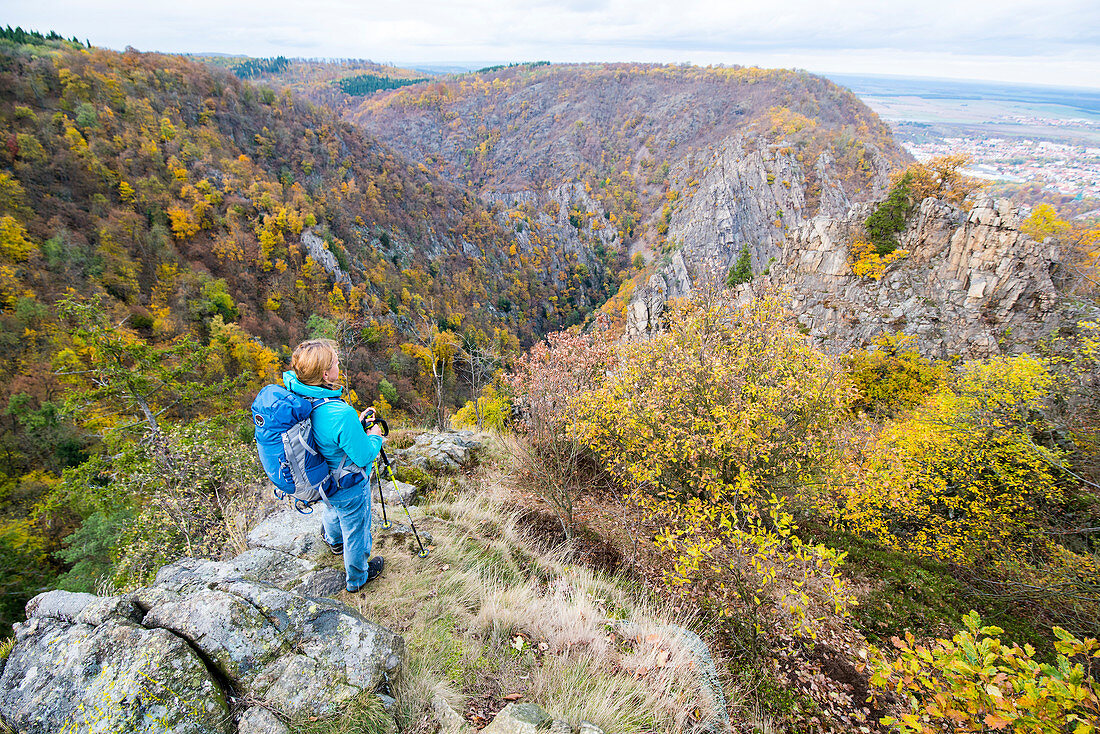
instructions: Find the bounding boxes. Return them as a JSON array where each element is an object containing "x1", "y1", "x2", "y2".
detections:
[
  {"x1": 54, "y1": 508, "x2": 133, "y2": 593},
  {"x1": 725, "y1": 243, "x2": 752, "y2": 287},
  {"x1": 865, "y1": 172, "x2": 916, "y2": 256},
  {"x1": 45, "y1": 412, "x2": 262, "y2": 591},
  {"x1": 379, "y1": 378, "x2": 399, "y2": 406},
  {"x1": 393, "y1": 465, "x2": 439, "y2": 496}
]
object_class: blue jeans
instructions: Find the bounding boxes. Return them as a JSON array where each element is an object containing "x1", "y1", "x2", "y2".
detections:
[{"x1": 321, "y1": 476, "x2": 373, "y2": 590}]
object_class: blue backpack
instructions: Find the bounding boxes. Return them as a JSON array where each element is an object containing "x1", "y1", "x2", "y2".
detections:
[{"x1": 251, "y1": 384, "x2": 339, "y2": 513}]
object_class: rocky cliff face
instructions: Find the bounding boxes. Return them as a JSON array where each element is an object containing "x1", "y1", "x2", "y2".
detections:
[
  {"x1": 627, "y1": 140, "x2": 891, "y2": 337},
  {"x1": 766, "y1": 196, "x2": 1069, "y2": 358},
  {"x1": 633, "y1": 195, "x2": 1072, "y2": 358},
  {"x1": 631, "y1": 195, "x2": 1074, "y2": 358}
]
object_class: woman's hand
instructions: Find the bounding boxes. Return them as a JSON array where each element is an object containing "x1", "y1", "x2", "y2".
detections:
[{"x1": 359, "y1": 407, "x2": 384, "y2": 437}]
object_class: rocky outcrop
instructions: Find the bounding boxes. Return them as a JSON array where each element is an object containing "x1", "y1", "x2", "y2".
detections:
[
  {"x1": 629, "y1": 188, "x2": 1076, "y2": 359},
  {"x1": 766, "y1": 196, "x2": 1070, "y2": 358},
  {"x1": 390, "y1": 430, "x2": 483, "y2": 473},
  {"x1": 0, "y1": 483, "x2": 415, "y2": 733},
  {"x1": 627, "y1": 140, "x2": 891, "y2": 337},
  {"x1": 301, "y1": 229, "x2": 349, "y2": 284},
  {"x1": 0, "y1": 593, "x2": 229, "y2": 734}
]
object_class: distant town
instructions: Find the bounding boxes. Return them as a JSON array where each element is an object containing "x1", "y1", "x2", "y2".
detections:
[
  {"x1": 906, "y1": 128, "x2": 1100, "y2": 199},
  {"x1": 835, "y1": 74, "x2": 1100, "y2": 208}
]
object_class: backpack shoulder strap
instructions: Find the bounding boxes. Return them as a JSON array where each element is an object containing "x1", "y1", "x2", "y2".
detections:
[{"x1": 308, "y1": 396, "x2": 340, "y2": 412}]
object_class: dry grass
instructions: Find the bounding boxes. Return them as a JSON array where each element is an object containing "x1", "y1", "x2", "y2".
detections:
[{"x1": 325, "y1": 467, "x2": 729, "y2": 734}]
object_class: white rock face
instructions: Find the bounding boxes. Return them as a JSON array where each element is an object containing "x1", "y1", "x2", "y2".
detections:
[
  {"x1": 766, "y1": 197, "x2": 1070, "y2": 358},
  {"x1": 300, "y1": 229, "x2": 349, "y2": 284},
  {"x1": 627, "y1": 138, "x2": 883, "y2": 337}
]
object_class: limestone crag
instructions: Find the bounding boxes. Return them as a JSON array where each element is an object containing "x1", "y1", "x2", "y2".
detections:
[
  {"x1": 390, "y1": 430, "x2": 483, "y2": 473},
  {"x1": 300, "y1": 229, "x2": 349, "y2": 284},
  {"x1": 767, "y1": 196, "x2": 1072, "y2": 358},
  {"x1": 0, "y1": 489, "x2": 412, "y2": 733},
  {"x1": 627, "y1": 139, "x2": 891, "y2": 337}
]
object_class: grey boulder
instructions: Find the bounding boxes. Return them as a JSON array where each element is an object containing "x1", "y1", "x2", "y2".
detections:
[{"x1": 0, "y1": 611, "x2": 228, "y2": 734}]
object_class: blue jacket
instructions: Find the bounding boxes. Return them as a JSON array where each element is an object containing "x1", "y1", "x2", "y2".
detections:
[{"x1": 283, "y1": 371, "x2": 384, "y2": 480}]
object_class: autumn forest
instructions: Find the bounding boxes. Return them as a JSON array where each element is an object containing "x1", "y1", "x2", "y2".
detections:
[{"x1": 1, "y1": 27, "x2": 1099, "y2": 734}]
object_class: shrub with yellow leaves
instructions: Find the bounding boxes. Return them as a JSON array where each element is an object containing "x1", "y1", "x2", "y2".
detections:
[
  {"x1": 868, "y1": 611, "x2": 1100, "y2": 734},
  {"x1": 835, "y1": 354, "x2": 1071, "y2": 565},
  {"x1": 452, "y1": 384, "x2": 511, "y2": 432},
  {"x1": 848, "y1": 237, "x2": 908, "y2": 280},
  {"x1": 844, "y1": 333, "x2": 943, "y2": 418},
  {"x1": 573, "y1": 292, "x2": 854, "y2": 646},
  {"x1": 574, "y1": 292, "x2": 850, "y2": 513}
]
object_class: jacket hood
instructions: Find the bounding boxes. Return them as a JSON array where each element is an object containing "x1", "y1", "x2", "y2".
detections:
[{"x1": 283, "y1": 370, "x2": 344, "y2": 399}]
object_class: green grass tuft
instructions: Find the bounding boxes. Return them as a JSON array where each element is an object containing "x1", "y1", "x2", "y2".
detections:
[{"x1": 291, "y1": 693, "x2": 394, "y2": 734}]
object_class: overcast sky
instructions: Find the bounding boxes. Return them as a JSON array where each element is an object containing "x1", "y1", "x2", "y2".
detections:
[{"x1": 4, "y1": 0, "x2": 1098, "y2": 88}]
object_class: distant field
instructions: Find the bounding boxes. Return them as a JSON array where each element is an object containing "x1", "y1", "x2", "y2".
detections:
[
  {"x1": 826, "y1": 74, "x2": 1100, "y2": 115},
  {"x1": 828, "y1": 73, "x2": 1100, "y2": 145},
  {"x1": 825, "y1": 73, "x2": 1100, "y2": 202}
]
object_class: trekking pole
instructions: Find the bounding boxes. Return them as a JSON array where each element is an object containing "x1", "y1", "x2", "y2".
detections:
[
  {"x1": 362, "y1": 408, "x2": 429, "y2": 559},
  {"x1": 378, "y1": 446, "x2": 430, "y2": 559},
  {"x1": 361, "y1": 409, "x2": 392, "y2": 529}
]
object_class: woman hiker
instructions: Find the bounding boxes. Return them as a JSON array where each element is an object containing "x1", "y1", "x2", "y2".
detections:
[{"x1": 285, "y1": 338, "x2": 385, "y2": 591}]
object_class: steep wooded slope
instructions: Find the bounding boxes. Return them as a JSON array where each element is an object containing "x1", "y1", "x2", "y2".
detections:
[
  {"x1": 0, "y1": 42, "x2": 597, "y2": 350},
  {"x1": 329, "y1": 63, "x2": 911, "y2": 325},
  {"x1": 349, "y1": 63, "x2": 907, "y2": 233}
]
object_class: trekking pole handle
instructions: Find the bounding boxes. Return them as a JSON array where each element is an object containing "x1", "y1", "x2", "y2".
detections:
[{"x1": 359, "y1": 407, "x2": 389, "y2": 436}]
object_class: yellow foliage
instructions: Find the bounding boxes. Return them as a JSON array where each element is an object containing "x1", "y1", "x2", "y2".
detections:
[
  {"x1": 573, "y1": 292, "x2": 854, "y2": 639},
  {"x1": 834, "y1": 355, "x2": 1070, "y2": 564},
  {"x1": 1021, "y1": 204, "x2": 1072, "y2": 241},
  {"x1": 0, "y1": 215, "x2": 35, "y2": 262},
  {"x1": 844, "y1": 333, "x2": 943, "y2": 417},
  {"x1": 849, "y1": 238, "x2": 908, "y2": 279},
  {"x1": 451, "y1": 384, "x2": 510, "y2": 431},
  {"x1": 63, "y1": 125, "x2": 88, "y2": 155},
  {"x1": 207, "y1": 316, "x2": 279, "y2": 393},
  {"x1": 167, "y1": 206, "x2": 200, "y2": 240},
  {"x1": 328, "y1": 284, "x2": 348, "y2": 316},
  {"x1": 575, "y1": 293, "x2": 850, "y2": 509},
  {"x1": 896, "y1": 154, "x2": 984, "y2": 206},
  {"x1": 117, "y1": 180, "x2": 136, "y2": 203},
  {"x1": 766, "y1": 106, "x2": 818, "y2": 137},
  {"x1": 869, "y1": 611, "x2": 1100, "y2": 734},
  {"x1": 1018, "y1": 205, "x2": 1099, "y2": 295}
]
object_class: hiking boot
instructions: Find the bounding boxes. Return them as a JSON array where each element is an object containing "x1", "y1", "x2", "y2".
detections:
[
  {"x1": 320, "y1": 531, "x2": 343, "y2": 556},
  {"x1": 367, "y1": 555, "x2": 384, "y2": 580},
  {"x1": 348, "y1": 556, "x2": 384, "y2": 592}
]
